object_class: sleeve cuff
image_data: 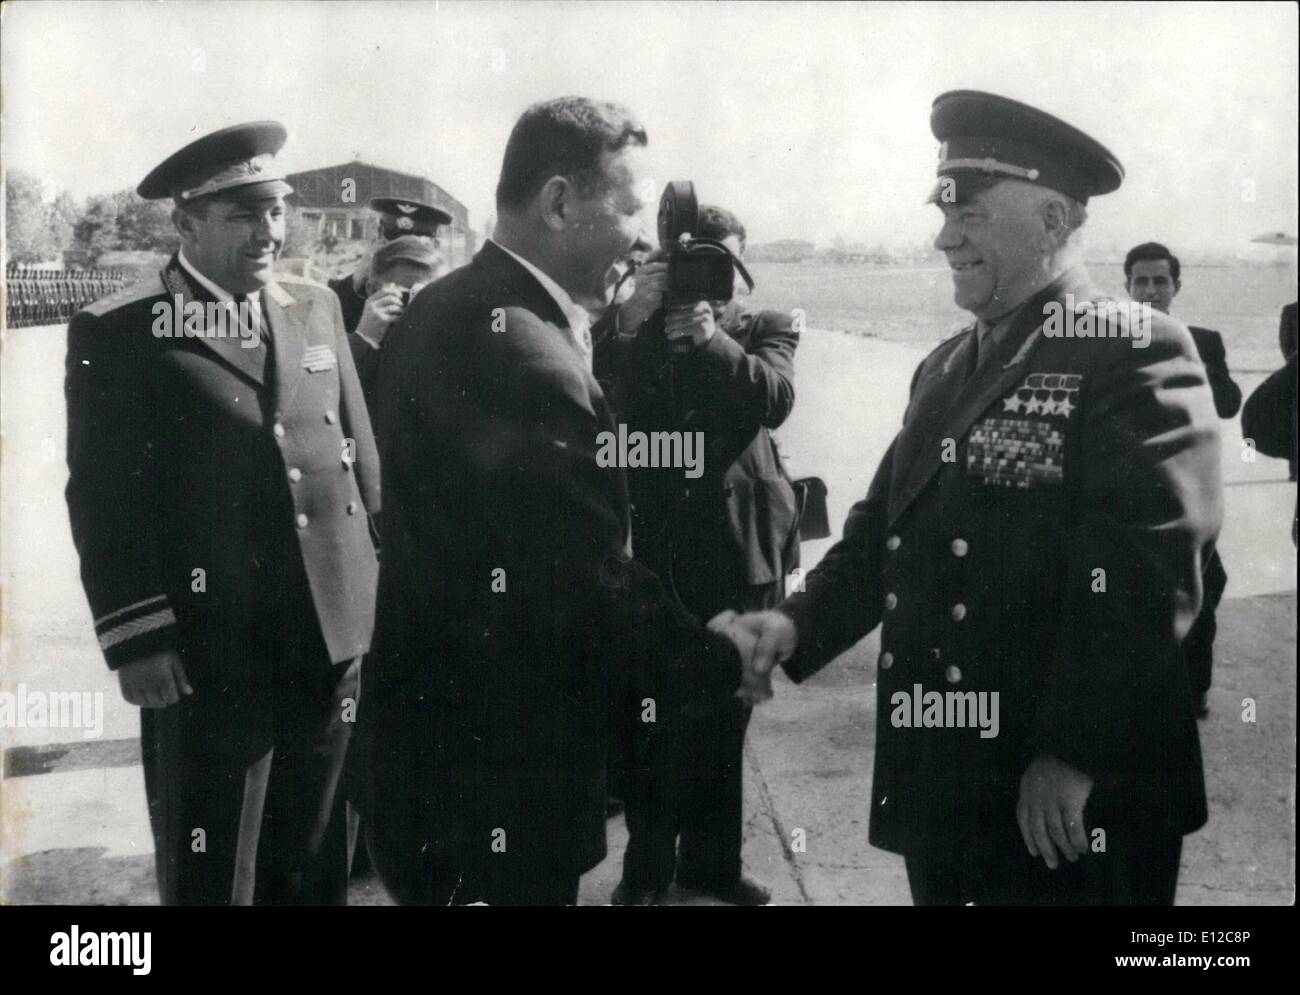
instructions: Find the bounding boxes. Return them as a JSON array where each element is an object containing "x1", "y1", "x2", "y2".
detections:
[{"x1": 94, "y1": 595, "x2": 178, "y2": 670}]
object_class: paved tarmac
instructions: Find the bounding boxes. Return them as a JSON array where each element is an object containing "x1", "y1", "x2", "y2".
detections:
[{"x1": 2, "y1": 321, "x2": 1294, "y2": 905}]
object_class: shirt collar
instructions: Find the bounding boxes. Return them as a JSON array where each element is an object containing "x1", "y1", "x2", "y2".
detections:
[
  {"x1": 488, "y1": 238, "x2": 589, "y2": 335},
  {"x1": 177, "y1": 249, "x2": 261, "y2": 309}
]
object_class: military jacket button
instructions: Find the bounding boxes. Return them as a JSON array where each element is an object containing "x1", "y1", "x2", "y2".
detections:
[
  {"x1": 347, "y1": 502, "x2": 358, "y2": 515},
  {"x1": 885, "y1": 592, "x2": 898, "y2": 611},
  {"x1": 886, "y1": 535, "x2": 901, "y2": 551},
  {"x1": 880, "y1": 651, "x2": 894, "y2": 670},
  {"x1": 945, "y1": 665, "x2": 962, "y2": 684},
  {"x1": 273, "y1": 423, "x2": 286, "y2": 438},
  {"x1": 295, "y1": 513, "x2": 308, "y2": 529},
  {"x1": 951, "y1": 538, "x2": 969, "y2": 557},
  {"x1": 951, "y1": 603, "x2": 967, "y2": 621},
  {"x1": 288, "y1": 467, "x2": 302, "y2": 482},
  {"x1": 324, "y1": 411, "x2": 337, "y2": 425}
]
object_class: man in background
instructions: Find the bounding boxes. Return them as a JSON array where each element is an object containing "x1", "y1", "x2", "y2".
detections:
[
  {"x1": 595, "y1": 205, "x2": 798, "y2": 905},
  {"x1": 328, "y1": 196, "x2": 450, "y2": 332},
  {"x1": 347, "y1": 234, "x2": 441, "y2": 410},
  {"x1": 1125, "y1": 241, "x2": 1237, "y2": 717}
]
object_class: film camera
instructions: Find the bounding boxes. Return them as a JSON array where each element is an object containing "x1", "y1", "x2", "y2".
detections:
[{"x1": 657, "y1": 181, "x2": 754, "y2": 307}]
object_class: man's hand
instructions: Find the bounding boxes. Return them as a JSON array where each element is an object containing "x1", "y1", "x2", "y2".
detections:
[
  {"x1": 355, "y1": 283, "x2": 407, "y2": 347},
  {"x1": 117, "y1": 649, "x2": 193, "y2": 708},
  {"x1": 709, "y1": 610, "x2": 798, "y2": 705},
  {"x1": 1017, "y1": 754, "x2": 1094, "y2": 869},
  {"x1": 664, "y1": 300, "x2": 717, "y2": 351},
  {"x1": 614, "y1": 261, "x2": 669, "y2": 335}
]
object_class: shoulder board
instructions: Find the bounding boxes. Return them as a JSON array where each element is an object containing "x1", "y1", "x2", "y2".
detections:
[{"x1": 80, "y1": 275, "x2": 167, "y2": 317}]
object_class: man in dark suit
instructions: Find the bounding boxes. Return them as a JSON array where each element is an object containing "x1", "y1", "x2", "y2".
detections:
[
  {"x1": 328, "y1": 197, "x2": 451, "y2": 333},
  {"x1": 727, "y1": 91, "x2": 1222, "y2": 905},
  {"x1": 64, "y1": 122, "x2": 380, "y2": 905},
  {"x1": 1124, "y1": 241, "x2": 1238, "y2": 717},
  {"x1": 354, "y1": 96, "x2": 742, "y2": 905},
  {"x1": 594, "y1": 206, "x2": 798, "y2": 905}
]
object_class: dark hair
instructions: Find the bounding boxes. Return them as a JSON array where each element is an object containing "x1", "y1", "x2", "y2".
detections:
[
  {"x1": 495, "y1": 97, "x2": 647, "y2": 211},
  {"x1": 1124, "y1": 241, "x2": 1181, "y2": 283},
  {"x1": 698, "y1": 205, "x2": 746, "y2": 251}
]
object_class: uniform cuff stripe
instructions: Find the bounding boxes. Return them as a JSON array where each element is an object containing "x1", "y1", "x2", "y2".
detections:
[
  {"x1": 98, "y1": 607, "x2": 177, "y2": 651},
  {"x1": 93, "y1": 594, "x2": 169, "y2": 630}
]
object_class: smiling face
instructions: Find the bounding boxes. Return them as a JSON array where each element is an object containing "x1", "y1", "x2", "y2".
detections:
[
  {"x1": 1126, "y1": 258, "x2": 1179, "y2": 315},
  {"x1": 176, "y1": 194, "x2": 285, "y2": 296},
  {"x1": 560, "y1": 144, "x2": 652, "y2": 297},
  {"x1": 933, "y1": 181, "x2": 1056, "y2": 321}
]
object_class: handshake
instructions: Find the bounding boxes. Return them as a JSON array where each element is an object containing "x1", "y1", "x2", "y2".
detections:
[{"x1": 707, "y1": 609, "x2": 799, "y2": 706}]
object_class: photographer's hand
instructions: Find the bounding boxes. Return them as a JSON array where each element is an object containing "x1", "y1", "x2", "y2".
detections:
[
  {"x1": 615, "y1": 261, "x2": 669, "y2": 336},
  {"x1": 355, "y1": 283, "x2": 406, "y2": 348},
  {"x1": 664, "y1": 300, "x2": 716, "y2": 351}
]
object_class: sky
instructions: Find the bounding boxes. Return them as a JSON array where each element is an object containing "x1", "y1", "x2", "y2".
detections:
[{"x1": 2, "y1": 0, "x2": 1297, "y2": 255}]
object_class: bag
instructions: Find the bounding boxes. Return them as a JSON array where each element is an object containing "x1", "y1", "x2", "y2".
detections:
[{"x1": 792, "y1": 477, "x2": 830, "y2": 541}]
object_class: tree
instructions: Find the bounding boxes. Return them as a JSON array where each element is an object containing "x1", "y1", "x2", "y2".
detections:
[
  {"x1": 5, "y1": 169, "x2": 60, "y2": 262},
  {"x1": 49, "y1": 191, "x2": 80, "y2": 258},
  {"x1": 65, "y1": 189, "x2": 177, "y2": 268},
  {"x1": 116, "y1": 193, "x2": 175, "y2": 253}
]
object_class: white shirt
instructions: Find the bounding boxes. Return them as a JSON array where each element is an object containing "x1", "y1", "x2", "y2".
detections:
[
  {"x1": 488, "y1": 238, "x2": 592, "y2": 371},
  {"x1": 177, "y1": 249, "x2": 265, "y2": 338}
]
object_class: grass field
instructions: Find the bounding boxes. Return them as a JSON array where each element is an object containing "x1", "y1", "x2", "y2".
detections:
[{"x1": 745, "y1": 260, "x2": 1297, "y2": 374}]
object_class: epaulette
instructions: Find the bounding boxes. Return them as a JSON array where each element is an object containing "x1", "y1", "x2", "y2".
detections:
[{"x1": 80, "y1": 275, "x2": 167, "y2": 317}]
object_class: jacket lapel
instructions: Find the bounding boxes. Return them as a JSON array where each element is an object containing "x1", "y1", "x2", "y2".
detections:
[
  {"x1": 159, "y1": 255, "x2": 267, "y2": 386},
  {"x1": 887, "y1": 269, "x2": 1086, "y2": 524}
]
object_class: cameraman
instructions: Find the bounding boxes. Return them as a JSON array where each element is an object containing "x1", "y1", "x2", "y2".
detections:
[
  {"x1": 348, "y1": 235, "x2": 441, "y2": 411},
  {"x1": 595, "y1": 205, "x2": 800, "y2": 906}
]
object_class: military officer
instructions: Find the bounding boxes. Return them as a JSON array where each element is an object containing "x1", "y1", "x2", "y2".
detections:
[
  {"x1": 64, "y1": 121, "x2": 380, "y2": 905},
  {"x1": 328, "y1": 196, "x2": 451, "y2": 333},
  {"x1": 723, "y1": 91, "x2": 1222, "y2": 905}
]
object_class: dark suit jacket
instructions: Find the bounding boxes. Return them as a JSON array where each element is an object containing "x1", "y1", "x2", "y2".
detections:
[
  {"x1": 356, "y1": 241, "x2": 741, "y2": 884},
  {"x1": 778, "y1": 267, "x2": 1222, "y2": 858},
  {"x1": 594, "y1": 307, "x2": 800, "y2": 618},
  {"x1": 65, "y1": 256, "x2": 380, "y2": 749},
  {"x1": 1188, "y1": 326, "x2": 1241, "y2": 418},
  {"x1": 1280, "y1": 301, "x2": 1297, "y2": 360},
  {"x1": 329, "y1": 271, "x2": 366, "y2": 333}
]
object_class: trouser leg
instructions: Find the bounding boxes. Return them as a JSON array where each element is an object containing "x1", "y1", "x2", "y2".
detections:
[
  {"x1": 252, "y1": 658, "x2": 360, "y2": 905},
  {"x1": 676, "y1": 697, "x2": 752, "y2": 886}
]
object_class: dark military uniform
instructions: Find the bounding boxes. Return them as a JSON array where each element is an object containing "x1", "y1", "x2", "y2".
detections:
[
  {"x1": 65, "y1": 123, "x2": 380, "y2": 906},
  {"x1": 776, "y1": 91, "x2": 1223, "y2": 906},
  {"x1": 330, "y1": 196, "x2": 451, "y2": 334},
  {"x1": 780, "y1": 268, "x2": 1221, "y2": 904}
]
